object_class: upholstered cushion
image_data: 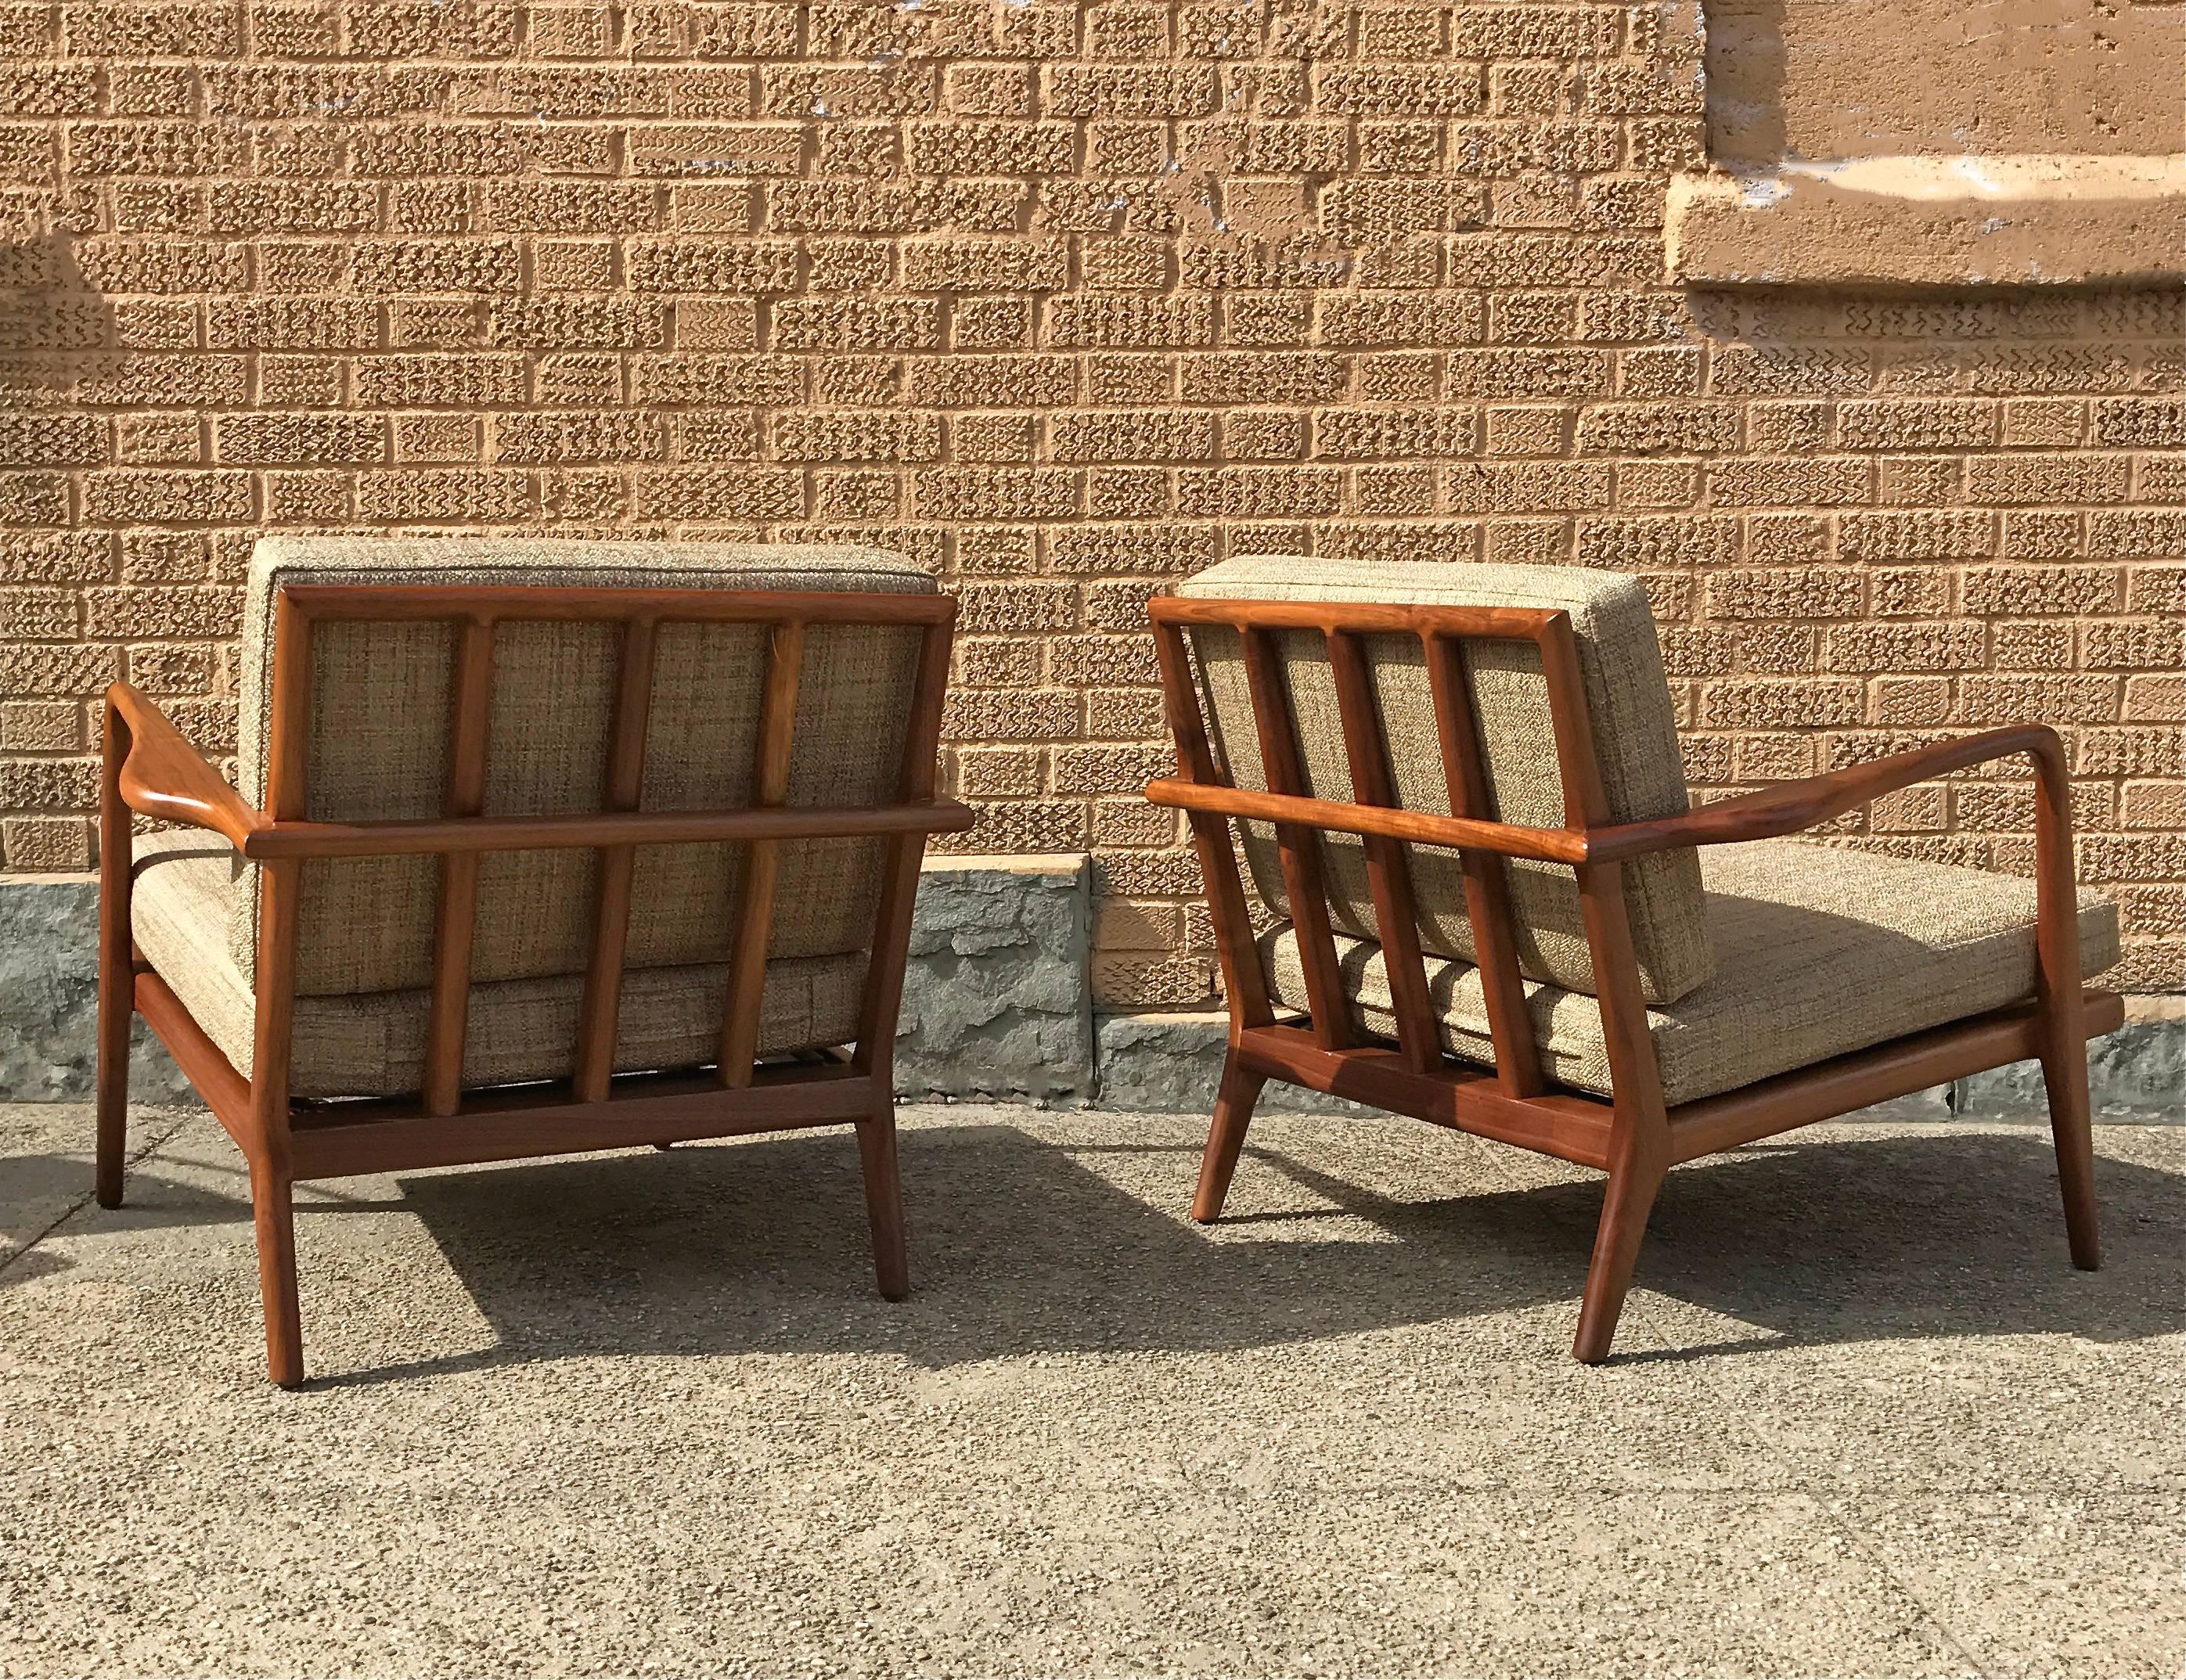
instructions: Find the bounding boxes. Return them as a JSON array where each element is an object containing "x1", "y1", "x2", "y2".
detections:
[
  {"x1": 133, "y1": 833, "x2": 867, "y2": 1099},
  {"x1": 1175, "y1": 556, "x2": 1710, "y2": 1004},
  {"x1": 231, "y1": 537, "x2": 935, "y2": 996},
  {"x1": 1259, "y1": 837, "x2": 2119, "y2": 1106}
]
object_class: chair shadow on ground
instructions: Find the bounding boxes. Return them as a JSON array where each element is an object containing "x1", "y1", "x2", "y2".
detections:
[
  {"x1": 265, "y1": 1118, "x2": 2186, "y2": 1387},
  {"x1": 27, "y1": 1118, "x2": 2178, "y2": 1385}
]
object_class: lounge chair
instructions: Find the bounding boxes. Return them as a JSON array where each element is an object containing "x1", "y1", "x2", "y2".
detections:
[
  {"x1": 1147, "y1": 556, "x2": 2119, "y2": 1362},
  {"x1": 99, "y1": 538, "x2": 970, "y2": 1385}
]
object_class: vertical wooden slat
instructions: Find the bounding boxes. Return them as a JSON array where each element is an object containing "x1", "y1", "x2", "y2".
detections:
[
  {"x1": 1152, "y1": 620, "x2": 1271, "y2": 1028},
  {"x1": 94, "y1": 694, "x2": 135, "y2": 1208},
  {"x1": 1326, "y1": 631, "x2": 1439, "y2": 1074},
  {"x1": 249, "y1": 591, "x2": 315, "y2": 1385},
  {"x1": 1423, "y1": 631, "x2": 1543, "y2": 1098},
  {"x1": 573, "y1": 614, "x2": 658, "y2": 1102},
  {"x1": 1239, "y1": 626, "x2": 1350, "y2": 1050},
  {"x1": 854, "y1": 613, "x2": 954, "y2": 1079},
  {"x1": 718, "y1": 618, "x2": 806, "y2": 1087},
  {"x1": 1535, "y1": 611, "x2": 1674, "y2": 1360},
  {"x1": 1533, "y1": 613, "x2": 1659, "y2": 1095},
  {"x1": 2028, "y1": 728, "x2": 2098, "y2": 1268},
  {"x1": 421, "y1": 614, "x2": 496, "y2": 1118}
]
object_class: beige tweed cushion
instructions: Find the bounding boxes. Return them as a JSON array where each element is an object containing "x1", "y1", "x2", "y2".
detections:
[
  {"x1": 1260, "y1": 837, "x2": 2119, "y2": 1106},
  {"x1": 132, "y1": 834, "x2": 866, "y2": 1098},
  {"x1": 1176, "y1": 556, "x2": 1710, "y2": 1005},
  {"x1": 232, "y1": 537, "x2": 935, "y2": 997}
]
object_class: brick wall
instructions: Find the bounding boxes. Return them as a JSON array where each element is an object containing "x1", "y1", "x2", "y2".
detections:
[{"x1": 0, "y1": 2, "x2": 2179, "y2": 1000}]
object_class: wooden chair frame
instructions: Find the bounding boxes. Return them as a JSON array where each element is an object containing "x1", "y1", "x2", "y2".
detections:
[
  {"x1": 1147, "y1": 595, "x2": 2119, "y2": 1362},
  {"x1": 97, "y1": 582, "x2": 973, "y2": 1387}
]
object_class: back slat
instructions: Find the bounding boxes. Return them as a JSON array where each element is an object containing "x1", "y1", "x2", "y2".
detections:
[
  {"x1": 718, "y1": 620, "x2": 805, "y2": 1088},
  {"x1": 1326, "y1": 631, "x2": 1439, "y2": 1074},
  {"x1": 421, "y1": 617, "x2": 496, "y2": 1117},
  {"x1": 1154, "y1": 623, "x2": 1270, "y2": 1024},
  {"x1": 1535, "y1": 613, "x2": 1666, "y2": 1106},
  {"x1": 1240, "y1": 627, "x2": 1351, "y2": 1051},
  {"x1": 572, "y1": 615, "x2": 658, "y2": 1102},
  {"x1": 853, "y1": 617, "x2": 955, "y2": 1077},
  {"x1": 1423, "y1": 631, "x2": 1543, "y2": 1099}
]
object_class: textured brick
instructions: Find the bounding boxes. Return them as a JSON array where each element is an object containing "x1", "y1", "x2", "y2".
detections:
[
  {"x1": 902, "y1": 238, "x2": 1068, "y2": 293},
  {"x1": 627, "y1": 239, "x2": 802, "y2": 294},
  {"x1": 772, "y1": 298, "x2": 940, "y2": 352},
  {"x1": 0, "y1": 416, "x2": 102, "y2": 466},
  {"x1": 1965, "y1": 455, "x2": 2131, "y2": 505},
  {"x1": 1825, "y1": 623, "x2": 1988, "y2": 673},
  {"x1": 355, "y1": 469, "x2": 532, "y2": 523},
  {"x1": 1701, "y1": 679, "x2": 1863, "y2": 730},
  {"x1": 0, "y1": 12, "x2": 2172, "y2": 1013},
  {"x1": 1837, "y1": 400, "x2": 1995, "y2": 452},
  {"x1": 634, "y1": 354, "x2": 802, "y2": 407},
  {"x1": 1837, "y1": 510, "x2": 1994, "y2": 562},
  {"x1": 1575, "y1": 402, "x2": 1738, "y2": 455},
  {"x1": 80, "y1": 471, "x2": 252, "y2": 525},
  {"x1": 917, "y1": 469, "x2": 1078, "y2": 523},
  {"x1": 1705, "y1": 569, "x2": 1864, "y2": 621},
  {"x1": 217, "y1": 414, "x2": 386, "y2": 465},
  {"x1": 1576, "y1": 514, "x2": 1735, "y2": 569},
  {"x1": 355, "y1": 354, "x2": 528, "y2": 408},
  {"x1": 773, "y1": 412, "x2": 942, "y2": 463},
  {"x1": 1960, "y1": 567, "x2": 2121, "y2": 617},
  {"x1": 495, "y1": 412, "x2": 667, "y2": 465},
  {"x1": 1050, "y1": 411, "x2": 1217, "y2": 464}
]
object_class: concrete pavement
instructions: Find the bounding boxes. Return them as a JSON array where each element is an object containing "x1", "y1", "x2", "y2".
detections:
[{"x1": 2, "y1": 1101, "x2": 2178, "y2": 1677}]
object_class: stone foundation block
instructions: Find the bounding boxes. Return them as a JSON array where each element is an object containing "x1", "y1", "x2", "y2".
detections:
[
  {"x1": 896, "y1": 854, "x2": 1093, "y2": 1101},
  {"x1": 0, "y1": 876, "x2": 195, "y2": 1104}
]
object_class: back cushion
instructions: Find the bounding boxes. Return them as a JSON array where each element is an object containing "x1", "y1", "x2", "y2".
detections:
[
  {"x1": 229, "y1": 538, "x2": 933, "y2": 997},
  {"x1": 1176, "y1": 555, "x2": 1711, "y2": 1005}
]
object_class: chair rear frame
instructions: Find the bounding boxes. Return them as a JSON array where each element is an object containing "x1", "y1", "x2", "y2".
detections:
[
  {"x1": 1146, "y1": 594, "x2": 2121, "y2": 1362},
  {"x1": 99, "y1": 580, "x2": 972, "y2": 1387}
]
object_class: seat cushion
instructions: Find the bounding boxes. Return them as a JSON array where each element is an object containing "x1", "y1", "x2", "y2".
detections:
[
  {"x1": 1175, "y1": 555, "x2": 1710, "y2": 1005},
  {"x1": 133, "y1": 833, "x2": 868, "y2": 1099},
  {"x1": 230, "y1": 537, "x2": 935, "y2": 996},
  {"x1": 1259, "y1": 837, "x2": 2119, "y2": 1106}
]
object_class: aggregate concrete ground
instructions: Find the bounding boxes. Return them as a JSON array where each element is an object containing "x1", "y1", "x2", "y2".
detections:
[{"x1": 1, "y1": 1101, "x2": 2178, "y2": 1678}]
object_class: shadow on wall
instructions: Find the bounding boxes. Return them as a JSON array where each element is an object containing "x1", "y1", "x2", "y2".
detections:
[
  {"x1": 0, "y1": 218, "x2": 120, "y2": 873},
  {"x1": 0, "y1": 218, "x2": 113, "y2": 432},
  {"x1": 1701, "y1": 0, "x2": 1791, "y2": 165},
  {"x1": 37, "y1": 1120, "x2": 2181, "y2": 1383}
]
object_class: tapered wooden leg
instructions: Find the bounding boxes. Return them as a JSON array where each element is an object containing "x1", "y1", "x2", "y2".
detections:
[
  {"x1": 1572, "y1": 1150, "x2": 1667, "y2": 1365},
  {"x1": 2038, "y1": 1026, "x2": 2101, "y2": 1271},
  {"x1": 94, "y1": 970, "x2": 129, "y2": 1211},
  {"x1": 250, "y1": 1160, "x2": 304, "y2": 1388},
  {"x1": 95, "y1": 707, "x2": 131, "y2": 1211},
  {"x1": 1190, "y1": 1050, "x2": 1267, "y2": 1223},
  {"x1": 855, "y1": 1101, "x2": 909, "y2": 1301}
]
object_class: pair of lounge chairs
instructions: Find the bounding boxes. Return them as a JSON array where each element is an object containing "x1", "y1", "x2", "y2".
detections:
[{"x1": 100, "y1": 540, "x2": 2119, "y2": 1384}]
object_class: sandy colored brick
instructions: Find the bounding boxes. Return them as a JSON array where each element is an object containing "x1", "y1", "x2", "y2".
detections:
[{"x1": 0, "y1": 11, "x2": 2173, "y2": 1009}]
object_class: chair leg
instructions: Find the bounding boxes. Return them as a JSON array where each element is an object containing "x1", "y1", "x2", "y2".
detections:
[
  {"x1": 2038, "y1": 1029, "x2": 2101, "y2": 1272},
  {"x1": 1572, "y1": 1151, "x2": 1667, "y2": 1364},
  {"x1": 855, "y1": 1100, "x2": 910, "y2": 1301},
  {"x1": 249, "y1": 1160, "x2": 304, "y2": 1388},
  {"x1": 1190, "y1": 1049, "x2": 1266, "y2": 1224},
  {"x1": 94, "y1": 970, "x2": 129, "y2": 1211}
]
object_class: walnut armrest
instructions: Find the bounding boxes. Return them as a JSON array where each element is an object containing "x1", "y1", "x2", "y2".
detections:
[
  {"x1": 1586, "y1": 725, "x2": 2066, "y2": 862},
  {"x1": 105, "y1": 683, "x2": 265, "y2": 854},
  {"x1": 106, "y1": 683, "x2": 974, "y2": 863}
]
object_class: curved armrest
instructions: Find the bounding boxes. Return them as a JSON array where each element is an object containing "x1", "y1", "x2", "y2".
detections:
[
  {"x1": 1586, "y1": 725, "x2": 2065, "y2": 862},
  {"x1": 105, "y1": 684, "x2": 265, "y2": 854}
]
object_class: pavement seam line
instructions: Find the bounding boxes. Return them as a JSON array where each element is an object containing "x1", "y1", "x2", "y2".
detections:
[
  {"x1": 1622, "y1": 1138, "x2": 2008, "y2": 1677},
  {"x1": 1460, "y1": 1124, "x2": 2004, "y2": 1674},
  {"x1": 0, "y1": 1110, "x2": 203, "y2": 1282}
]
